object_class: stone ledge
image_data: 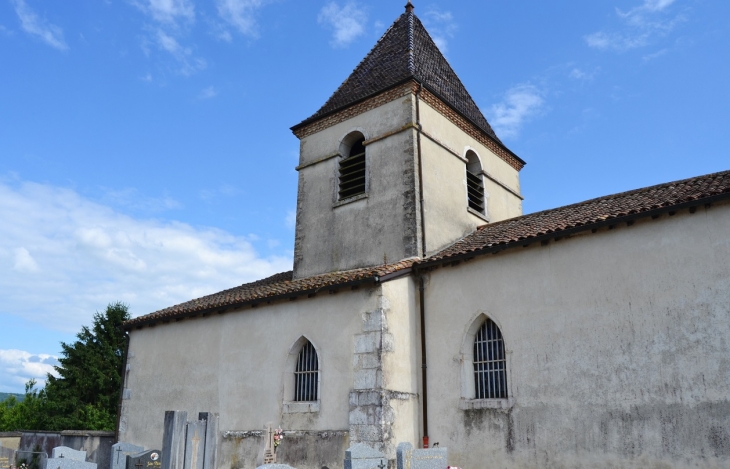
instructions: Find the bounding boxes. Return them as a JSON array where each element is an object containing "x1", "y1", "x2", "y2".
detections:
[
  {"x1": 283, "y1": 401, "x2": 321, "y2": 414},
  {"x1": 459, "y1": 397, "x2": 514, "y2": 410}
]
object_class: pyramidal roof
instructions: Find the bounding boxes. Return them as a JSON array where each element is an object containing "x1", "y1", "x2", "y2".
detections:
[{"x1": 292, "y1": 4, "x2": 501, "y2": 143}]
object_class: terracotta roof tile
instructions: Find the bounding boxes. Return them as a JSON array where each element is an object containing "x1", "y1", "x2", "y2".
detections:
[
  {"x1": 291, "y1": 11, "x2": 501, "y2": 142},
  {"x1": 427, "y1": 169, "x2": 730, "y2": 263},
  {"x1": 124, "y1": 259, "x2": 415, "y2": 327},
  {"x1": 125, "y1": 170, "x2": 730, "y2": 329}
]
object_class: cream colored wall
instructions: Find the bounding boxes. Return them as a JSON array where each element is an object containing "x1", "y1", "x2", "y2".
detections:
[
  {"x1": 421, "y1": 202, "x2": 730, "y2": 468},
  {"x1": 293, "y1": 95, "x2": 419, "y2": 279},
  {"x1": 417, "y1": 100, "x2": 523, "y2": 255},
  {"x1": 381, "y1": 277, "x2": 420, "y2": 448},
  {"x1": 120, "y1": 286, "x2": 380, "y2": 451}
]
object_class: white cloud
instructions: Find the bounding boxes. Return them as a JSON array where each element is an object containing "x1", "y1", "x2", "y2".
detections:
[
  {"x1": 486, "y1": 84, "x2": 544, "y2": 139},
  {"x1": 318, "y1": 1, "x2": 367, "y2": 49},
  {"x1": 285, "y1": 210, "x2": 296, "y2": 230},
  {"x1": 199, "y1": 86, "x2": 218, "y2": 99},
  {"x1": 155, "y1": 28, "x2": 207, "y2": 75},
  {"x1": 11, "y1": 0, "x2": 68, "y2": 51},
  {"x1": 216, "y1": 0, "x2": 266, "y2": 38},
  {"x1": 0, "y1": 178, "x2": 292, "y2": 337},
  {"x1": 13, "y1": 247, "x2": 39, "y2": 273},
  {"x1": 132, "y1": 0, "x2": 195, "y2": 26},
  {"x1": 0, "y1": 349, "x2": 59, "y2": 392},
  {"x1": 423, "y1": 9, "x2": 457, "y2": 53},
  {"x1": 569, "y1": 67, "x2": 599, "y2": 81},
  {"x1": 585, "y1": 0, "x2": 684, "y2": 52},
  {"x1": 199, "y1": 184, "x2": 240, "y2": 201}
]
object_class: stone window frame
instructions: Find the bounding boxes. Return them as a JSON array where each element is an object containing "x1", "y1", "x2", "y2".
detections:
[
  {"x1": 464, "y1": 147, "x2": 489, "y2": 222},
  {"x1": 333, "y1": 129, "x2": 370, "y2": 207},
  {"x1": 458, "y1": 312, "x2": 514, "y2": 410},
  {"x1": 282, "y1": 336, "x2": 321, "y2": 414}
]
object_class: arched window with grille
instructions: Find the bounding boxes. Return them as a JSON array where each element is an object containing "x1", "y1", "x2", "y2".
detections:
[
  {"x1": 465, "y1": 151, "x2": 486, "y2": 215},
  {"x1": 294, "y1": 340, "x2": 319, "y2": 402},
  {"x1": 338, "y1": 134, "x2": 366, "y2": 200},
  {"x1": 473, "y1": 318, "x2": 507, "y2": 399}
]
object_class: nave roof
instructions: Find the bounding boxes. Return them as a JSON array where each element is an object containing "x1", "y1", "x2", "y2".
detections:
[{"x1": 125, "y1": 168, "x2": 730, "y2": 329}]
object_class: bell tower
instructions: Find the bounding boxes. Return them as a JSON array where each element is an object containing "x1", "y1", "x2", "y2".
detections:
[{"x1": 290, "y1": 2, "x2": 525, "y2": 279}]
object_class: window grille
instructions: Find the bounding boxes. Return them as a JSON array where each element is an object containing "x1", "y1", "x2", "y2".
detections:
[
  {"x1": 294, "y1": 341, "x2": 319, "y2": 402},
  {"x1": 473, "y1": 318, "x2": 507, "y2": 399},
  {"x1": 338, "y1": 138, "x2": 366, "y2": 200},
  {"x1": 466, "y1": 169, "x2": 485, "y2": 213}
]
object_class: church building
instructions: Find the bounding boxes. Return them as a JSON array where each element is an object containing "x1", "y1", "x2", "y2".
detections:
[{"x1": 119, "y1": 3, "x2": 730, "y2": 468}]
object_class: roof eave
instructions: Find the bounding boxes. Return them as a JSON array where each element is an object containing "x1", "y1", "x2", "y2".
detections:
[
  {"x1": 123, "y1": 273, "x2": 388, "y2": 330},
  {"x1": 416, "y1": 191, "x2": 730, "y2": 270},
  {"x1": 290, "y1": 79, "x2": 525, "y2": 168}
]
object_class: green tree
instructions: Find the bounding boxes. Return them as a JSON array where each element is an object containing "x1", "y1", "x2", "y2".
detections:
[
  {"x1": 0, "y1": 380, "x2": 50, "y2": 431},
  {"x1": 43, "y1": 301, "x2": 130, "y2": 430}
]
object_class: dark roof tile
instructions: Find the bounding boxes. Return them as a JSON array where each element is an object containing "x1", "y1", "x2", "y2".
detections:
[
  {"x1": 292, "y1": 11, "x2": 500, "y2": 142},
  {"x1": 124, "y1": 259, "x2": 415, "y2": 327}
]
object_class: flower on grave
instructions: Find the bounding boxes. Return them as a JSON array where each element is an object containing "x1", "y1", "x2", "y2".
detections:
[{"x1": 273, "y1": 427, "x2": 284, "y2": 448}]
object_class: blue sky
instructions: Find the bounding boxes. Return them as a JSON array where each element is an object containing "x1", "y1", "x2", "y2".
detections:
[{"x1": 0, "y1": 0, "x2": 728, "y2": 393}]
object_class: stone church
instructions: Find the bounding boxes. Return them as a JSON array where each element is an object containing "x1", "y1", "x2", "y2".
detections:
[{"x1": 119, "y1": 4, "x2": 730, "y2": 468}]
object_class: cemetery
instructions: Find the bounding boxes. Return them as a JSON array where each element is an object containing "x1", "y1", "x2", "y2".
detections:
[{"x1": 1, "y1": 412, "x2": 459, "y2": 469}]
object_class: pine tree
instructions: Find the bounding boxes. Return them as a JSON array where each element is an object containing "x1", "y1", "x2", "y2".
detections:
[{"x1": 43, "y1": 302, "x2": 130, "y2": 430}]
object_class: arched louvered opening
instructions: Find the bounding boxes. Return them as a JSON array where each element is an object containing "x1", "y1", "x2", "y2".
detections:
[
  {"x1": 338, "y1": 134, "x2": 366, "y2": 200},
  {"x1": 294, "y1": 340, "x2": 319, "y2": 402},
  {"x1": 466, "y1": 151, "x2": 485, "y2": 214},
  {"x1": 473, "y1": 318, "x2": 507, "y2": 399}
]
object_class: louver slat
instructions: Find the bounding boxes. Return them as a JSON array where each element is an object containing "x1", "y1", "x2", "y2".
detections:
[
  {"x1": 466, "y1": 171, "x2": 485, "y2": 213},
  {"x1": 339, "y1": 151, "x2": 366, "y2": 199}
]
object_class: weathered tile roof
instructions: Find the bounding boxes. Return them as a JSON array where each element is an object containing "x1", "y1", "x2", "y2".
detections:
[
  {"x1": 291, "y1": 9, "x2": 500, "y2": 142},
  {"x1": 124, "y1": 259, "x2": 415, "y2": 328},
  {"x1": 426, "y1": 169, "x2": 730, "y2": 263},
  {"x1": 125, "y1": 169, "x2": 730, "y2": 329}
]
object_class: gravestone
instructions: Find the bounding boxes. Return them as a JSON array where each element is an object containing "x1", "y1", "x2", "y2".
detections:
[
  {"x1": 0, "y1": 446, "x2": 16, "y2": 469},
  {"x1": 183, "y1": 420, "x2": 205, "y2": 469},
  {"x1": 111, "y1": 443, "x2": 144, "y2": 469},
  {"x1": 44, "y1": 458, "x2": 96, "y2": 469},
  {"x1": 126, "y1": 450, "x2": 162, "y2": 469},
  {"x1": 160, "y1": 411, "x2": 218, "y2": 469},
  {"x1": 344, "y1": 443, "x2": 387, "y2": 469},
  {"x1": 255, "y1": 465, "x2": 297, "y2": 469},
  {"x1": 262, "y1": 426, "x2": 276, "y2": 465},
  {"x1": 51, "y1": 447, "x2": 86, "y2": 462},
  {"x1": 396, "y1": 443, "x2": 447, "y2": 469}
]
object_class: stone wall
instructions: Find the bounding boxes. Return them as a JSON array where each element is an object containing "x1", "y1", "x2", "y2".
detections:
[{"x1": 219, "y1": 430, "x2": 348, "y2": 469}]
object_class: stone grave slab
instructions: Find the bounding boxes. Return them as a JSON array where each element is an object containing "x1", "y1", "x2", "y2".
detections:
[
  {"x1": 255, "y1": 465, "x2": 298, "y2": 469},
  {"x1": 111, "y1": 443, "x2": 144, "y2": 469},
  {"x1": 126, "y1": 450, "x2": 162, "y2": 469},
  {"x1": 183, "y1": 420, "x2": 205, "y2": 469},
  {"x1": 344, "y1": 443, "x2": 387, "y2": 469},
  {"x1": 44, "y1": 459, "x2": 96, "y2": 469},
  {"x1": 0, "y1": 446, "x2": 16, "y2": 469},
  {"x1": 51, "y1": 447, "x2": 86, "y2": 462},
  {"x1": 396, "y1": 443, "x2": 447, "y2": 469}
]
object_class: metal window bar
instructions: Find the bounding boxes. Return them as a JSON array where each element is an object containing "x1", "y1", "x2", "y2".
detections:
[
  {"x1": 473, "y1": 319, "x2": 507, "y2": 399},
  {"x1": 295, "y1": 341, "x2": 319, "y2": 401},
  {"x1": 466, "y1": 170, "x2": 485, "y2": 213}
]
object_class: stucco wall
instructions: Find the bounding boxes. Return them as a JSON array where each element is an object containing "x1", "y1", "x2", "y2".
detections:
[
  {"x1": 121, "y1": 286, "x2": 381, "y2": 460},
  {"x1": 293, "y1": 95, "x2": 419, "y2": 279},
  {"x1": 422, "y1": 202, "x2": 730, "y2": 468},
  {"x1": 417, "y1": 99, "x2": 522, "y2": 255}
]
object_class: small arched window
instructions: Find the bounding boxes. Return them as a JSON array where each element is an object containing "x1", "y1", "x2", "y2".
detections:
[
  {"x1": 338, "y1": 135, "x2": 366, "y2": 200},
  {"x1": 294, "y1": 340, "x2": 319, "y2": 402},
  {"x1": 473, "y1": 318, "x2": 507, "y2": 399},
  {"x1": 466, "y1": 151, "x2": 485, "y2": 215}
]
